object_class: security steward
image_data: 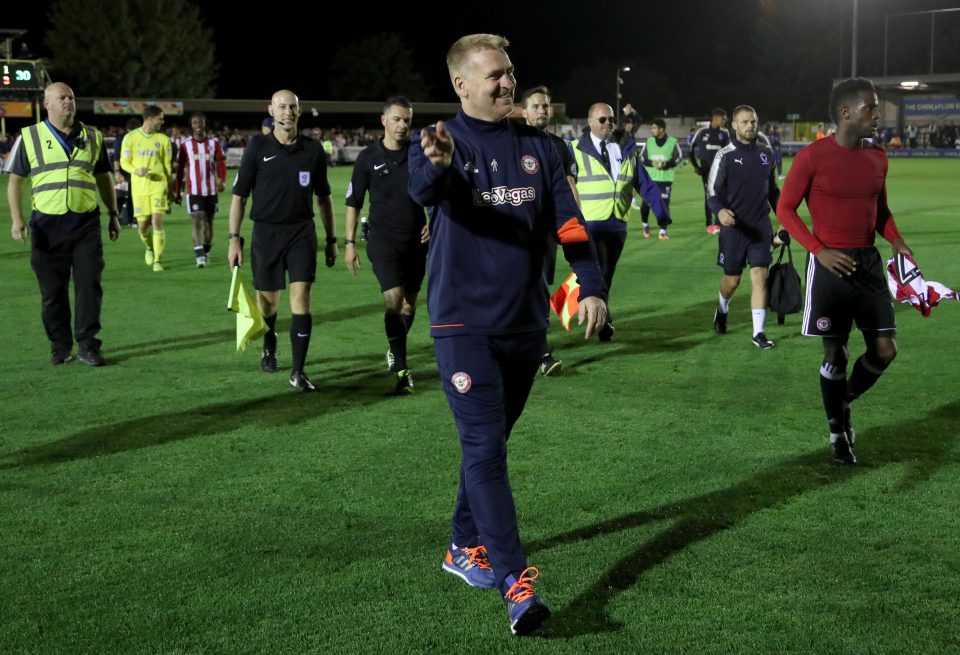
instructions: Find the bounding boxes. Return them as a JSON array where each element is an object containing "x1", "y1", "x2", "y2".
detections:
[
  {"x1": 344, "y1": 96, "x2": 428, "y2": 395},
  {"x1": 6, "y1": 82, "x2": 121, "y2": 366},
  {"x1": 227, "y1": 89, "x2": 337, "y2": 392},
  {"x1": 570, "y1": 102, "x2": 670, "y2": 341}
]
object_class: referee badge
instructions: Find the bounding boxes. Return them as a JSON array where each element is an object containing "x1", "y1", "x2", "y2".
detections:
[
  {"x1": 299, "y1": 171, "x2": 311, "y2": 187},
  {"x1": 521, "y1": 155, "x2": 539, "y2": 174}
]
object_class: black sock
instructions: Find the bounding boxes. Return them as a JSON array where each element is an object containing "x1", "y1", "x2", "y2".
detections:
[
  {"x1": 385, "y1": 313, "x2": 408, "y2": 371},
  {"x1": 847, "y1": 354, "x2": 888, "y2": 402},
  {"x1": 193, "y1": 245, "x2": 205, "y2": 258},
  {"x1": 401, "y1": 310, "x2": 416, "y2": 334},
  {"x1": 263, "y1": 314, "x2": 278, "y2": 353},
  {"x1": 820, "y1": 360, "x2": 847, "y2": 435},
  {"x1": 290, "y1": 313, "x2": 312, "y2": 374},
  {"x1": 203, "y1": 241, "x2": 212, "y2": 254}
]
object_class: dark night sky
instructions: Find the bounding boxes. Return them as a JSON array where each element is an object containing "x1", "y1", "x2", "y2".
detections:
[{"x1": 5, "y1": 0, "x2": 960, "y2": 119}]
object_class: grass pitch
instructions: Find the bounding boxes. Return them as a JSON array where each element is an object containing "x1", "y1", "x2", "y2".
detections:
[{"x1": 1, "y1": 158, "x2": 959, "y2": 654}]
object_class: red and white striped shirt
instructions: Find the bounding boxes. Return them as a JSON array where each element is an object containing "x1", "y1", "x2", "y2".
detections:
[{"x1": 176, "y1": 136, "x2": 226, "y2": 196}]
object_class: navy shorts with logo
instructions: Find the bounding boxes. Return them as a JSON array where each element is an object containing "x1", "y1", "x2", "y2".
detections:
[
  {"x1": 186, "y1": 194, "x2": 218, "y2": 216},
  {"x1": 251, "y1": 219, "x2": 317, "y2": 291},
  {"x1": 802, "y1": 246, "x2": 895, "y2": 337},
  {"x1": 366, "y1": 232, "x2": 428, "y2": 294},
  {"x1": 717, "y1": 221, "x2": 773, "y2": 275}
]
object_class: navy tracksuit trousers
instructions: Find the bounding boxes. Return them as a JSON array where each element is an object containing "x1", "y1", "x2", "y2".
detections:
[{"x1": 434, "y1": 330, "x2": 543, "y2": 592}]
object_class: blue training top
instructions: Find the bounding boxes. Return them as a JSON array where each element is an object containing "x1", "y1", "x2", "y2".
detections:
[{"x1": 409, "y1": 111, "x2": 606, "y2": 337}]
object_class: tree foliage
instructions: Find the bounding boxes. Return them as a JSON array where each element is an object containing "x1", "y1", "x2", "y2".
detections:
[
  {"x1": 46, "y1": 0, "x2": 218, "y2": 98},
  {"x1": 328, "y1": 34, "x2": 430, "y2": 101}
]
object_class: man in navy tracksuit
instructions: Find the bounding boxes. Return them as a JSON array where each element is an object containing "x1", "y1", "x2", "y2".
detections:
[
  {"x1": 409, "y1": 34, "x2": 607, "y2": 636},
  {"x1": 706, "y1": 105, "x2": 780, "y2": 349},
  {"x1": 690, "y1": 108, "x2": 730, "y2": 233}
]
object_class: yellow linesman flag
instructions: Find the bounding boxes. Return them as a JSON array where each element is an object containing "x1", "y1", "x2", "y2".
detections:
[
  {"x1": 549, "y1": 272, "x2": 581, "y2": 332},
  {"x1": 227, "y1": 266, "x2": 268, "y2": 353}
]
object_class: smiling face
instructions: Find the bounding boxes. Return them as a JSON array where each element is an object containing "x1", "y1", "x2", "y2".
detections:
[
  {"x1": 454, "y1": 47, "x2": 516, "y2": 122},
  {"x1": 269, "y1": 90, "x2": 301, "y2": 134}
]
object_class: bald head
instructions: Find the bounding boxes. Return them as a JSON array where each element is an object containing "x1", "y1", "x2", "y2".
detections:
[
  {"x1": 587, "y1": 103, "x2": 614, "y2": 140},
  {"x1": 43, "y1": 82, "x2": 77, "y2": 129},
  {"x1": 269, "y1": 90, "x2": 301, "y2": 134}
]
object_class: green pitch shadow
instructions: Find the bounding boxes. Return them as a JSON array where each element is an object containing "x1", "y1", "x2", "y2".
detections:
[{"x1": 527, "y1": 400, "x2": 960, "y2": 639}]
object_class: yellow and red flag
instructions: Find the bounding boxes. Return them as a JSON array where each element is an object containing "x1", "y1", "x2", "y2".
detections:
[
  {"x1": 227, "y1": 266, "x2": 268, "y2": 353},
  {"x1": 550, "y1": 272, "x2": 580, "y2": 332}
]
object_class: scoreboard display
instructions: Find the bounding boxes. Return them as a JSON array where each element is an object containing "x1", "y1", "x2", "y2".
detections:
[{"x1": 1, "y1": 60, "x2": 43, "y2": 92}]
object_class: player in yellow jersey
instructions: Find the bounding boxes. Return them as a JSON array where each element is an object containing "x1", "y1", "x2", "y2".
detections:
[{"x1": 120, "y1": 105, "x2": 173, "y2": 271}]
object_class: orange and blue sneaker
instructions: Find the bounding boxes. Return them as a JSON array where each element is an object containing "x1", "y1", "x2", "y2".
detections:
[
  {"x1": 442, "y1": 544, "x2": 496, "y2": 588},
  {"x1": 504, "y1": 567, "x2": 550, "y2": 636}
]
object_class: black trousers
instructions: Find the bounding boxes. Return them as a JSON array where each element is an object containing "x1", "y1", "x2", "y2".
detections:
[
  {"x1": 700, "y1": 172, "x2": 716, "y2": 226},
  {"x1": 590, "y1": 228, "x2": 627, "y2": 321},
  {"x1": 30, "y1": 219, "x2": 105, "y2": 352}
]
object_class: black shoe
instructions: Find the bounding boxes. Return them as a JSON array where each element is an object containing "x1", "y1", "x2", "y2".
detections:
[
  {"x1": 51, "y1": 350, "x2": 73, "y2": 365},
  {"x1": 713, "y1": 306, "x2": 728, "y2": 335},
  {"x1": 598, "y1": 322, "x2": 615, "y2": 342},
  {"x1": 751, "y1": 332, "x2": 775, "y2": 349},
  {"x1": 77, "y1": 345, "x2": 105, "y2": 367},
  {"x1": 261, "y1": 348, "x2": 279, "y2": 373},
  {"x1": 394, "y1": 369, "x2": 414, "y2": 395},
  {"x1": 539, "y1": 353, "x2": 563, "y2": 377},
  {"x1": 830, "y1": 433, "x2": 857, "y2": 465},
  {"x1": 288, "y1": 370, "x2": 316, "y2": 392}
]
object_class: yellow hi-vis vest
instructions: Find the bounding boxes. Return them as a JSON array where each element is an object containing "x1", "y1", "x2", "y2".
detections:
[
  {"x1": 21, "y1": 121, "x2": 103, "y2": 215},
  {"x1": 570, "y1": 139, "x2": 635, "y2": 221}
]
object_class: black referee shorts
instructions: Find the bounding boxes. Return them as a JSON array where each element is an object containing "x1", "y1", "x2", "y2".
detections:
[
  {"x1": 251, "y1": 220, "x2": 317, "y2": 291},
  {"x1": 186, "y1": 194, "x2": 218, "y2": 216},
  {"x1": 717, "y1": 222, "x2": 773, "y2": 275},
  {"x1": 802, "y1": 247, "x2": 895, "y2": 338},
  {"x1": 366, "y1": 234, "x2": 428, "y2": 294}
]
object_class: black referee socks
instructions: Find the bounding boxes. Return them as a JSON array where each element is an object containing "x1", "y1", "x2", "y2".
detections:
[{"x1": 290, "y1": 313, "x2": 312, "y2": 374}]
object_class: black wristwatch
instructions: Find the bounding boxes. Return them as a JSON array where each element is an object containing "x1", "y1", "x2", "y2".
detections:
[
  {"x1": 108, "y1": 209, "x2": 119, "y2": 217},
  {"x1": 344, "y1": 239, "x2": 355, "y2": 245},
  {"x1": 326, "y1": 236, "x2": 338, "y2": 244},
  {"x1": 227, "y1": 232, "x2": 241, "y2": 240}
]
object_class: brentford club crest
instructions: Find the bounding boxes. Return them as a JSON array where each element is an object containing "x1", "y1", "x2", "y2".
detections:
[
  {"x1": 451, "y1": 371, "x2": 472, "y2": 394},
  {"x1": 817, "y1": 317, "x2": 832, "y2": 331},
  {"x1": 521, "y1": 155, "x2": 539, "y2": 174}
]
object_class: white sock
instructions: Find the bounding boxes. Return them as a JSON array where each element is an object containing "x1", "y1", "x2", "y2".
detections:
[
  {"x1": 718, "y1": 293, "x2": 730, "y2": 313},
  {"x1": 642, "y1": 222, "x2": 649, "y2": 229},
  {"x1": 829, "y1": 433, "x2": 845, "y2": 444},
  {"x1": 659, "y1": 228, "x2": 667, "y2": 236},
  {"x1": 752, "y1": 309, "x2": 766, "y2": 336}
]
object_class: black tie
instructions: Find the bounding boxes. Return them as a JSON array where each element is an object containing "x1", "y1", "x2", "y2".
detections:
[{"x1": 599, "y1": 140, "x2": 610, "y2": 168}]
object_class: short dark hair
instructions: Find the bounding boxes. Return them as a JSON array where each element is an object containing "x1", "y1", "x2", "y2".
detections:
[
  {"x1": 732, "y1": 105, "x2": 756, "y2": 119},
  {"x1": 520, "y1": 86, "x2": 551, "y2": 106},
  {"x1": 711, "y1": 107, "x2": 727, "y2": 118},
  {"x1": 190, "y1": 111, "x2": 206, "y2": 122},
  {"x1": 125, "y1": 118, "x2": 140, "y2": 131},
  {"x1": 142, "y1": 105, "x2": 163, "y2": 120},
  {"x1": 651, "y1": 118, "x2": 666, "y2": 129},
  {"x1": 830, "y1": 77, "x2": 876, "y2": 122},
  {"x1": 383, "y1": 96, "x2": 412, "y2": 113}
]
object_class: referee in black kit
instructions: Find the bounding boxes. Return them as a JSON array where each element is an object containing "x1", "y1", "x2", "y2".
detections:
[
  {"x1": 227, "y1": 89, "x2": 337, "y2": 392},
  {"x1": 344, "y1": 96, "x2": 428, "y2": 394}
]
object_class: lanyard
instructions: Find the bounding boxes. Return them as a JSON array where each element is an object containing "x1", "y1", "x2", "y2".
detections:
[{"x1": 44, "y1": 120, "x2": 78, "y2": 157}]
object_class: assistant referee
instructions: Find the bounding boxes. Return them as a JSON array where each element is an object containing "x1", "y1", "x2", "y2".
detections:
[{"x1": 227, "y1": 89, "x2": 337, "y2": 392}]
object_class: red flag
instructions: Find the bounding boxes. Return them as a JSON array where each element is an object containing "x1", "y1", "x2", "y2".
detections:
[{"x1": 550, "y1": 273, "x2": 580, "y2": 332}]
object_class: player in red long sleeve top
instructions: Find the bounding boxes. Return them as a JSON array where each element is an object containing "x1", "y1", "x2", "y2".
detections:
[{"x1": 776, "y1": 78, "x2": 913, "y2": 466}]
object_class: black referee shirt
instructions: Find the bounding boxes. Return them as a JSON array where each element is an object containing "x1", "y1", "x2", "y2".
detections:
[
  {"x1": 233, "y1": 132, "x2": 331, "y2": 225},
  {"x1": 345, "y1": 139, "x2": 425, "y2": 240}
]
